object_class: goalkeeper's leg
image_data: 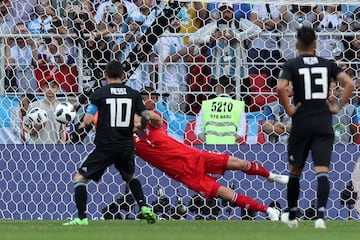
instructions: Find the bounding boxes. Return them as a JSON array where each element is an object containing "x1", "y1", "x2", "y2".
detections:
[
  {"x1": 226, "y1": 156, "x2": 289, "y2": 185},
  {"x1": 215, "y1": 186, "x2": 280, "y2": 221}
]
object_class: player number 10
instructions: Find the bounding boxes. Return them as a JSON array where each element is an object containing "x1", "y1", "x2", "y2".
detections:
[{"x1": 106, "y1": 98, "x2": 132, "y2": 127}]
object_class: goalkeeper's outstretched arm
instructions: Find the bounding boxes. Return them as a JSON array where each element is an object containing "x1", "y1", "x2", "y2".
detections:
[{"x1": 140, "y1": 110, "x2": 163, "y2": 129}]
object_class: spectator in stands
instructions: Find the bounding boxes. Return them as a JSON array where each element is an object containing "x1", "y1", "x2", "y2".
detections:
[
  {"x1": 0, "y1": 0, "x2": 17, "y2": 34},
  {"x1": 262, "y1": 84, "x2": 293, "y2": 144},
  {"x1": 32, "y1": 27, "x2": 78, "y2": 92},
  {"x1": 132, "y1": 0, "x2": 174, "y2": 31},
  {"x1": 94, "y1": 0, "x2": 138, "y2": 26},
  {"x1": 207, "y1": 2, "x2": 252, "y2": 22},
  {"x1": 189, "y1": 3, "x2": 261, "y2": 82},
  {"x1": 194, "y1": 75, "x2": 246, "y2": 144},
  {"x1": 279, "y1": 4, "x2": 317, "y2": 61},
  {"x1": 348, "y1": 6, "x2": 360, "y2": 32},
  {"x1": 248, "y1": 3, "x2": 282, "y2": 87},
  {"x1": 24, "y1": 76, "x2": 66, "y2": 144},
  {"x1": 186, "y1": 45, "x2": 212, "y2": 115},
  {"x1": 328, "y1": 80, "x2": 360, "y2": 144},
  {"x1": 179, "y1": 1, "x2": 207, "y2": 44},
  {"x1": 316, "y1": 4, "x2": 347, "y2": 60},
  {"x1": 341, "y1": 4, "x2": 360, "y2": 21},
  {"x1": 37, "y1": 35, "x2": 68, "y2": 66},
  {"x1": 115, "y1": 0, "x2": 189, "y2": 90},
  {"x1": 72, "y1": 6, "x2": 110, "y2": 89},
  {"x1": 27, "y1": 0, "x2": 66, "y2": 34},
  {"x1": 19, "y1": 93, "x2": 37, "y2": 142},
  {"x1": 183, "y1": 2, "x2": 210, "y2": 115},
  {"x1": 113, "y1": 14, "x2": 141, "y2": 62},
  {"x1": 113, "y1": 15, "x2": 148, "y2": 90},
  {"x1": 92, "y1": 0, "x2": 127, "y2": 39},
  {"x1": 116, "y1": 0, "x2": 161, "y2": 90},
  {"x1": 1, "y1": 0, "x2": 17, "y2": 91},
  {"x1": 49, "y1": 0, "x2": 68, "y2": 18},
  {"x1": 8, "y1": 0, "x2": 37, "y2": 24},
  {"x1": 65, "y1": 0, "x2": 96, "y2": 32},
  {"x1": 156, "y1": 16, "x2": 194, "y2": 113},
  {"x1": 5, "y1": 22, "x2": 39, "y2": 93}
]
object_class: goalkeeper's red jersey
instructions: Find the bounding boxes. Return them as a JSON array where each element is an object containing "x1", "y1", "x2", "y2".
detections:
[
  {"x1": 134, "y1": 124, "x2": 229, "y2": 198},
  {"x1": 134, "y1": 124, "x2": 201, "y2": 179}
]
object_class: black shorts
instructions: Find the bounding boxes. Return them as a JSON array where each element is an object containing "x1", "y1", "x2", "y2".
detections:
[
  {"x1": 288, "y1": 125, "x2": 334, "y2": 169},
  {"x1": 78, "y1": 145, "x2": 135, "y2": 182}
]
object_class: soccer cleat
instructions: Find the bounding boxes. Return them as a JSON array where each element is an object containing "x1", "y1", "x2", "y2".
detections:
[
  {"x1": 267, "y1": 174, "x2": 289, "y2": 185},
  {"x1": 63, "y1": 218, "x2": 88, "y2": 226},
  {"x1": 281, "y1": 212, "x2": 298, "y2": 228},
  {"x1": 314, "y1": 218, "x2": 326, "y2": 229},
  {"x1": 267, "y1": 207, "x2": 280, "y2": 221},
  {"x1": 141, "y1": 206, "x2": 157, "y2": 224}
]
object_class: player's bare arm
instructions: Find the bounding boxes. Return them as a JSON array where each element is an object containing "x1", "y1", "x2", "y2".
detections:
[
  {"x1": 133, "y1": 111, "x2": 163, "y2": 133},
  {"x1": 277, "y1": 79, "x2": 301, "y2": 117},
  {"x1": 149, "y1": 111, "x2": 163, "y2": 128},
  {"x1": 79, "y1": 113, "x2": 94, "y2": 129},
  {"x1": 328, "y1": 72, "x2": 355, "y2": 114},
  {"x1": 141, "y1": 110, "x2": 163, "y2": 129}
]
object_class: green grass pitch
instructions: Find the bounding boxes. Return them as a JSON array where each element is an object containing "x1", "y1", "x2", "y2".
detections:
[{"x1": 0, "y1": 220, "x2": 359, "y2": 240}]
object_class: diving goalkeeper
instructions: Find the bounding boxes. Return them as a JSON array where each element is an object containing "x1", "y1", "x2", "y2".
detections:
[{"x1": 133, "y1": 114, "x2": 288, "y2": 220}]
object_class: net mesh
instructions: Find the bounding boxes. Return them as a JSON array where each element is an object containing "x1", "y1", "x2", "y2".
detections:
[{"x1": 0, "y1": 0, "x2": 359, "y2": 220}]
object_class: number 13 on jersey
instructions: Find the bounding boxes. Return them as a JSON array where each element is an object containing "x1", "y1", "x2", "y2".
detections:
[{"x1": 298, "y1": 67, "x2": 328, "y2": 100}]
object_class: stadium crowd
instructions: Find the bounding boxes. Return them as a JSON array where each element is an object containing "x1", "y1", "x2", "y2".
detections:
[{"x1": 1, "y1": 0, "x2": 360, "y2": 144}]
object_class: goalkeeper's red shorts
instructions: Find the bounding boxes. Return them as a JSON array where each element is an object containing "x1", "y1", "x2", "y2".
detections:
[{"x1": 177, "y1": 151, "x2": 229, "y2": 199}]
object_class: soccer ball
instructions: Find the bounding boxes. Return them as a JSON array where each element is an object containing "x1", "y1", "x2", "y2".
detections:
[
  {"x1": 54, "y1": 102, "x2": 76, "y2": 124},
  {"x1": 26, "y1": 107, "x2": 48, "y2": 126}
]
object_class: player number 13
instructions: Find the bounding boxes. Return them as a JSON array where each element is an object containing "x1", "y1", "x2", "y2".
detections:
[
  {"x1": 106, "y1": 98, "x2": 132, "y2": 127},
  {"x1": 298, "y1": 67, "x2": 328, "y2": 100}
]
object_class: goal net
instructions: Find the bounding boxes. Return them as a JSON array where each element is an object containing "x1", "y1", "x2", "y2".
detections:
[{"x1": 0, "y1": 0, "x2": 359, "y2": 220}]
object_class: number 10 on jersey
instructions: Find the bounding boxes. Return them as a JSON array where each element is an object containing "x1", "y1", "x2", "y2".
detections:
[{"x1": 106, "y1": 98, "x2": 132, "y2": 127}]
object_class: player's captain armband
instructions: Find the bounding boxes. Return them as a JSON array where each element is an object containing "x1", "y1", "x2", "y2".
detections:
[{"x1": 86, "y1": 104, "x2": 98, "y2": 115}]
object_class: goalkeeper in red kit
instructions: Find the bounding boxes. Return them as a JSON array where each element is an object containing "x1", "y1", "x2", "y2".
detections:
[{"x1": 133, "y1": 113, "x2": 288, "y2": 220}]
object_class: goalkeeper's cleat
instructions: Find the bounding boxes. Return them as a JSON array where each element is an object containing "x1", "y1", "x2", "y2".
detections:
[
  {"x1": 141, "y1": 206, "x2": 157, "y2": 224},
  {"x1": 314, "y1": 218, "x2": 326, "y2": 229},
  {"x1": 63, "y1": 218, "x2": 88, "y2": 226},
  {"x1": 267, "y1": 174, "x2": 289, "y2": 185},
  {"x1": 281, "y1": 212, "x2": 298, "y2": 228},
  {"x1": 267, "y1": 207, "x2": 280, "y2": 221}
]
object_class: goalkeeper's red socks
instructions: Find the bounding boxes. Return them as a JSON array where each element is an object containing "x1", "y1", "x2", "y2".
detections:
[
  {"x1": 231, "y1": 192, "x2": 267, "y2": 212},
  {"x1": 243, "y1": 162, "x2": 270, "y2": 178}
]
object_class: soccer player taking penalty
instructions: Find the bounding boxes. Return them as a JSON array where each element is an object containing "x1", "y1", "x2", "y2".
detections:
[{"x1": 63, "y1": 61, "x2": 161, "y2": 225}]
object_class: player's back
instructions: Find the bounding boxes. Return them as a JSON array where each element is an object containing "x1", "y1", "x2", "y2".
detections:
[
  {"x1": 281, "y1": 55, "x2": 343, "y2": 129},
  {"x1": 91, "y1": 83, "x2": 146, "y2": 147}
]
